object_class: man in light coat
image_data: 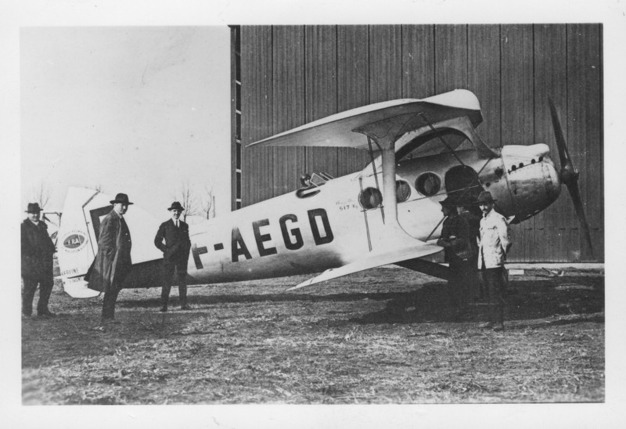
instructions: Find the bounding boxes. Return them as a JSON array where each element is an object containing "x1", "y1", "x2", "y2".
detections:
[
  {"x1": 154, "y1": 201, "x2": 191, "y2": 311},
  {"x1": 476, "y1": 191, "x2": 511, "y2": 331},
  {"x1": 21, "y1": 203, "x2": 56, "y2": 317},
  {"x1": 87, "y1": 193, "x2": 133, "y2": 324}
]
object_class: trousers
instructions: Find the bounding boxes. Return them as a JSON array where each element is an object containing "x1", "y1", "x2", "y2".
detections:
[
  {"x1": 102, "y1": 285, "x2": 121, "y2": 320},
  {"x1": 479, "y1": 267, "x2": 506, "y2": 325},
  {"x1": 22, "y1": 270, "x2": 53, "y2": 316},
  {"x1": 161, "y1": 260, "x2": 188, "y2": 308}
]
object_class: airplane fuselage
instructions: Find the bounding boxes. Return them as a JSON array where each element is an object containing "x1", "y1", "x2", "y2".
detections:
[{"x1": 181, "y1": 143, "x2": 561, "y2": 284}]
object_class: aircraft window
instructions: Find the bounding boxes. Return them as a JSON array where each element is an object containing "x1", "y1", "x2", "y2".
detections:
[
  {"x1": 396, "y1": 180, "x2": 411, "y2": 203},
  {"x1": 359, "y1": 187, "x2": 383, "y2": 210},
  {"x1": 397, "y1": 128, "x2": 471, "y2": 162},
  {"x1": 415, "y1": 172, "x2": 441, "y2": 197}
]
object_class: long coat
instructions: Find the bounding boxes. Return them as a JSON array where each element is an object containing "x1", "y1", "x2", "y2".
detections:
[
  {"x1": 154, "y1": 219, "x2": 191, "y2": 264},
  {"x1": 87, "y1": 210, "x2": 132, "y2": 292},
  {"x1": 21, "y1": 219, "x2": 55, "y2": 279}
]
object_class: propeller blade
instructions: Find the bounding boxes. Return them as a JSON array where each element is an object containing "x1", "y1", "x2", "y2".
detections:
[
  {"x1": 547, "y1": 97, "x2": 594, "y2": 258},
  {"x1": 548, "y1": 97, "x2": 571, "y2": 171},
  {"x1": 565, "y1": 179, "x2": 594, "y2": 258}
]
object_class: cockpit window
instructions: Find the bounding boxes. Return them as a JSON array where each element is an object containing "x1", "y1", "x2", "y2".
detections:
[
  {"x1": 397, "y1": 128, "x2": 473, "y2": 162},
  {"x1": 415, "y1": 172, "x2": 441, "y2": 196}
]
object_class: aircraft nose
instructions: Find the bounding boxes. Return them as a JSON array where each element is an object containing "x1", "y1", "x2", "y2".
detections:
[{"x1": 544, "y1": 156, "x2": 562, "y2": 202}]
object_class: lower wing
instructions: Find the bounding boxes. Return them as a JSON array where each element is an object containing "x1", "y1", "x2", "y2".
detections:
[{"x1": 288, "y1": 241, "x2": 442, "y2": 291}]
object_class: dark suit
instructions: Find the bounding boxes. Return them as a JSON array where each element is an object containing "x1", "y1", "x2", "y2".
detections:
[
  {"x1": 21, "y1": 219, "x2": 56, "y2": 316},
  {"x1": 437, "y1": 213, "x2": 473, "y2": 313},
  {"x1": 154, "y1": 218, "x2": 191, "y2": 309},
  {"x1": 88, "y1": 210, "x2": 132, "y2": 320}
]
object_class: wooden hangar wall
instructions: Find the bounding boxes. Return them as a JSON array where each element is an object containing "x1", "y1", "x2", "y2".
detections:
[{"x1": 234, "y1": 25, "x2": 603, "y2": 263}]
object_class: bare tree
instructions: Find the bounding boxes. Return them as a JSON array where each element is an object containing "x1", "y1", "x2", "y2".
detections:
[
  {"x1": 173, "y1": 182, "x2": 197, "y2": 222},
  {"x1": 31, "y1": 182, "x2": 52, "y2": 210},
  {"x1": 201, "y1": 185, "x2": 216, "y2": 219}
]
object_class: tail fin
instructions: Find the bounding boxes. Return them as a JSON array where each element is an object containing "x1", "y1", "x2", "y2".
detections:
[
  {"x1": 57, "y1": 187, "x2": 162, "y2": 298},
  {"x1": 57, "y1": 188, "x2": 101, "y2": 298}
]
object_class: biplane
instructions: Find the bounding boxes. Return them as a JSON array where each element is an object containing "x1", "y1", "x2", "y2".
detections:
[{"x1": 56, "y1": 89, "x2": 592, "y2": 298}]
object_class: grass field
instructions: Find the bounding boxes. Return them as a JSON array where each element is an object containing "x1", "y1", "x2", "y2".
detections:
[{"x1": 21, "y1": 266, "x2": 604, "y2": 405}]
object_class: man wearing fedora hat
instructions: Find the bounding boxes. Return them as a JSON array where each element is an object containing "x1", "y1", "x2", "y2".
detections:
[
  {"x1": 88, "y1": 193, "x2": 133, "y2": 323},
  {"x1": 21, "y1": 202, "x2": 57, "y2": 318},
  {"x1": 154, "y1": 201, "x2": 191, "y2": 311},
  {"x1": 476, "y1": 191, "x2": 511, "y2": 331}
]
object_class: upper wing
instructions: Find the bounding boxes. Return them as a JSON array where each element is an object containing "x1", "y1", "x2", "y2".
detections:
[
  {"x1": 287, "y1": 240, "x2": 442, "y2": 291},
  {"x1": 248, "y1": 89, "x2": 482, "y2": 151}
]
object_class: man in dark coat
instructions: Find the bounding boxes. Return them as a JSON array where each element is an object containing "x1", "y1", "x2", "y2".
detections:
[
  {"x1": 436, "y1": 197, "x2": 473, "y2": 319},
  {"x1": 21, "y1": 203, "x2": 56, "y2": 317},
  {"x1": 154, "y1": 201, "x2": 192, "y2": 311},
  {"x1": 457, "y1": 199, "x2": 482, "y2": 301},
  {"x1": 88, "y1": 193, "x2": 133, "y2": 323}
]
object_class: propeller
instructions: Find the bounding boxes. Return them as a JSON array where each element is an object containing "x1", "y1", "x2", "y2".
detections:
[{"x1": 547, "y1": 98, "x2": 594, "y2": 257}]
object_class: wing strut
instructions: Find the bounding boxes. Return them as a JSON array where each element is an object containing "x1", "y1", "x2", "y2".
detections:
[
  {"x1": 366, "y1": 136, "x2": 385, "y2": 223},
  {"x1": 358, "y1": 176, "x2": 373, "y2": 251}
]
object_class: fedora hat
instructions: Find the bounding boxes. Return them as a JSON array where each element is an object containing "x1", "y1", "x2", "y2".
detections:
[
  {"x1": 110, "y1": 193, "x2": 133, "y2": 205},
  {"x1": 167, "y1": 201, "x2": 185, "y2": 211},
  {"x1": 476, "y1": 191, "x2": 496, "y2": 204},
  {"x1": 439, "y1": 196, "x2": 456, "y2": 207},
  {"x1": 25, "y1": 202, "x2": 43, "y2": 213}
]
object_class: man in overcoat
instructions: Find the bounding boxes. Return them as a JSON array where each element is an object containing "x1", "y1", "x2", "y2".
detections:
[
  {"x1": 21, "y1": 203, "x2": 56, "y2": 317},
  {"x1": 436, "y1": 197, "x2": 473, "y2": 318},
  {"x1": 476, "y1": 191, "x2": 511, "y2": 331},
  {"x1": 154, "y1": 201, "x2": 191, "y2": 311},
  {"x1": 88, "y1": 193, "x2": 133, "y2": 322}
]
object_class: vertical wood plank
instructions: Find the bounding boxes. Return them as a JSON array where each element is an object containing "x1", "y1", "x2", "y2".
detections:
[
  {"x1": 434, "y1": 25, "x2": 468, "y2": 93},
  {"x1": 468, "y1": 25, "x2": 501, "y2": 150},
  {"x1": 336, "y1": 25, "x2": 371, "y2": 176},
  {"x1": 241, "y1": 26, "x2": 273, "y2": 206},
  {"x1": 369, "y1": 25, "x2": 404, "y2": 103},
  {"x1": 272, "y1": 26, "x2": 306, "y2": 197},
  {"x1": 305, "y1": 25, "x2": 339, "y2": 177},
  {"x1": 501, "y1": 25, "x2": 534, "y2": 146},
  {"x1": 401, "y1": 25, "x2": 435, "y2": 98},
  {"x1": 533, "y1": 24, "x2": 568, "y2": 261},
  {"x1": 567, "y1": 24, "x2": 603, "y2": 261}
]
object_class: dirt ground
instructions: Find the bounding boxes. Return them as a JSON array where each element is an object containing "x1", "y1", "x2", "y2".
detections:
[{"x1": 21, "y1": 266, "x2": 604, "y2": 405}]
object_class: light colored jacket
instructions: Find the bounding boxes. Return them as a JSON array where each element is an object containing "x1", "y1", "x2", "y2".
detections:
[{"x1": 477, "y1": 209, "x2": 510, "y2": 269}]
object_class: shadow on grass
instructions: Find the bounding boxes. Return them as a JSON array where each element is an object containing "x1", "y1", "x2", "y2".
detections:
[
  {"x1": 351, "y1": 276, "x2": 604, "y2": 325},
  {"x1": 116, "y1": 275, "x2": 605, "y2": 326}
]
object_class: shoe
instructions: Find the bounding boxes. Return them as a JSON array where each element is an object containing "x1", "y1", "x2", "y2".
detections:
[
  {"x1": 180, "y1": 304, "x2": 191, "y2": 310},
  {"x1": 37, "y1": 311, "x2": 57, "y2": 318},
  {"x1": 478, "y1": 322, "x2": 493, "y2": 329}
]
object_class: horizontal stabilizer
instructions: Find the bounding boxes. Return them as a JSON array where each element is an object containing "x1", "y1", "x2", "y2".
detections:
[{"x1": 288, "y1": 242, "x2": 442, "y2": 291}]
